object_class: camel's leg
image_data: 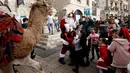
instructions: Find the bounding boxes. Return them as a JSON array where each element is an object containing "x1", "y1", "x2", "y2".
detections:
[
  {"x1": 13, "y1": 56, "x2": 45, "y2": 73},
  {"x1": 0, "y1": 63, "x2": 14, "y2": 73}
]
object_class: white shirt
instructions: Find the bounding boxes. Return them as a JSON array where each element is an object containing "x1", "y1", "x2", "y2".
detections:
[{"x1": 47, "y1": 15, "x2": 54, "y2": 24}]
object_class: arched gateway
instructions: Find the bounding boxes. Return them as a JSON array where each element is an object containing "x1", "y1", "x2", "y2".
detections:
[{"x1": 74, "y1": 9, "x2": 83, "y2": 21}]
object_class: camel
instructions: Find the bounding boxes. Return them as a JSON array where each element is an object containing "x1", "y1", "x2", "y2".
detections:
[{"x1": 0, "y1": 1, "x2": 51, "y2": 73}]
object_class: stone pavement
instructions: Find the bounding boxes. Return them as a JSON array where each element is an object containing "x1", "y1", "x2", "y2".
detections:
[
  {"x1": 39, "y1": 52, "x2": 99, "y2": 73},
  {"x1": 15, "y1": 48, "x2": 99, "y2": 73}
]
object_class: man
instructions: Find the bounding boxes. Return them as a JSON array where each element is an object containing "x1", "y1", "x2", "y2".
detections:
[
  {"x1": 54, "y1": 14, "x2": 60, "y2": 32},
  {"x1": 22, "y1": 18, "x2": 29, "y2": 29},
  {"x1": 59, "y1": 13, "x2": 75, "y2": 65},
  {"x1": 47, "y1": 13, "x2": 54, "y2": 35}
]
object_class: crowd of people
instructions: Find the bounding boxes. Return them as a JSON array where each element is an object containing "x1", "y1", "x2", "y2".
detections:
[{"x1": 58, "y1": 12, "x2": 130, "y2": 73}]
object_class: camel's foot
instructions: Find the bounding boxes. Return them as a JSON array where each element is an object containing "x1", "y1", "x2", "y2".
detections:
[{"x1": 12, "y1": 56, "x2": 45, "y2": 73}]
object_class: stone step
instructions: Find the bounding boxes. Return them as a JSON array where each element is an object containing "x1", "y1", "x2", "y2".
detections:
[
  {"x1": 39, "y1": 41, "x2": 48, "y2": 45},
  {"x1": 36, "y1": 43, "x2": 58, "y2": 50},
  {"x1": 36, "y1": 44, "x2": 46, "y2": 50},
  {"x1": 40, "y1": 37, "x2": 49, "y2": 41},
  {"x1": 41, "y1": 33, "x2": 61, "y2": 38}
]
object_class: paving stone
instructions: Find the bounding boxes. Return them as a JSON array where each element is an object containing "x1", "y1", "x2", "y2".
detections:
[{"x1": 15, "y1": 49, "x2": 99, "y2": 73}]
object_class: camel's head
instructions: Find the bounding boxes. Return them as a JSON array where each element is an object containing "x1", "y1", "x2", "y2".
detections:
[{"x1": 30, "y1": 1, "x2": 51, "y2": 16}]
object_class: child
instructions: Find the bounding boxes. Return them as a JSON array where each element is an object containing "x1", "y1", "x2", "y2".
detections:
[
  {"x1": 72, "y1": 31, "x2": 82, "y2": 73},
  {"x1": 97, "y1": 38, "x2": 110, "y2": 73},
  {"x1": 109, "y1": 28, "x2": 130, "y2": 73},
  {"x1": 87, "y1": 28, "x2": 99, "y2": 61}
]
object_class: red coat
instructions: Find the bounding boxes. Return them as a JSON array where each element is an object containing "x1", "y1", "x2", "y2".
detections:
[
  {"x1": 60, "y1": 17, "x2": 66, "y2": 33},
  {"x1": 97, "y1": 45, "x2": 110, "y2": 70},
  {"x1": 65, "y1": 32, "x2": 74, "y2": 47}
]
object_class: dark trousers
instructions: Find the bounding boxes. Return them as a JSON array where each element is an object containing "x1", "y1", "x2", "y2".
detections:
[
  {"x1": 74, "y1": 50, "x2": 83, "y2": 72},
  {"x1": 69, "y1": 47, "x2": 75, "y2": 63},
  {"x1": 91, "y1": 44, "x2": 99, "y2": 59}
]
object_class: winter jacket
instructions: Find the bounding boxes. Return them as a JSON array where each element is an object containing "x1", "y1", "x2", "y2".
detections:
[
  {"x1": 109, "y1": 38, "x2": 130, "y2": 68},
  {"x1": 73, "y1": 35, "x2": 81, "y2": 51},
  {"x1": 87, "y1": 33, "x2": 99, "y2": 48}
]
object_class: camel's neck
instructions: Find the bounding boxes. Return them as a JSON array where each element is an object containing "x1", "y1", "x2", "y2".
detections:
[{"x1": 28, "y1": 8, "x2": 46, "y2": 42}]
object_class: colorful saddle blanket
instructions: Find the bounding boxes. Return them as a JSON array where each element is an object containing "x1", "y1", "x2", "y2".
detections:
[{"x1": 0, "y1": 11, "x2": 23, "y2": 65}]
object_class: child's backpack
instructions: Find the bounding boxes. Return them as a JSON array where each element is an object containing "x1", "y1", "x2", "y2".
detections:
[{"x1": 0, "y1": 11, "x2": 23, "y2": 65}]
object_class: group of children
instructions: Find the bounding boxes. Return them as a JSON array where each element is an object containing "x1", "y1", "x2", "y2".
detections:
[{"x1": 59, "y1": 14, "x2": 130, "y2": 73}]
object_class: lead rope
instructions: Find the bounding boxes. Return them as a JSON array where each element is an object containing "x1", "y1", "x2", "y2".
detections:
[{"x1": 12, "y1": 64, "x2": 20, "y2": 73}]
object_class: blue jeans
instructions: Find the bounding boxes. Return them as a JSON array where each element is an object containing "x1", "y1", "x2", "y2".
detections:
[
  {"x1": 55, "y1": 22, "x2": 60, "y2": 31},
  {"x1": 47, "y1": 23, "x2": 54, "y2": 34}
]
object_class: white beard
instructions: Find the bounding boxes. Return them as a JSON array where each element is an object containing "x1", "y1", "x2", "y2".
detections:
[{"x1": 65, "y1": 17, "x2": 76, "y2": 30}]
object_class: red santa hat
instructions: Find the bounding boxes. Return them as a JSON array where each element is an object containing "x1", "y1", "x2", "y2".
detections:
[
  {"x1": 121, "y1": 28, "x2": 130, "y2": 53},
  {"x1": 121, "y1": 28, "x2": 130, "y2": 41}
]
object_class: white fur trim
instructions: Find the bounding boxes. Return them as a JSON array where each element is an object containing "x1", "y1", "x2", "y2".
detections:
[
  {"x1": 69, "y1": 27, "x2": 73, "y2": 31},
  {"x1": 61, "y1": 39, "x2": 69, "y2": 45},
  {"x1": 60, "y1": 53, "x2": 65, "y2": 58},
  {"x1": 64, "y1": 24, "x2": 70, "y2": 32},
  {"x1": 98, "y1": 58, "x2": 104, "y2": 62},
  {"x1": 127, "y1": 64, "x2": 130, "y2": 73},
  {"x1": 97, "y1": 65, "x2": 108, "y2": 70}
]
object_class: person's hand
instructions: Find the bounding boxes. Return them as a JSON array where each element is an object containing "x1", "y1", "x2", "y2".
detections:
[
  {"x1": 96, "y1": 60, "x2": 99, "y2": 64},
  {"x1": 78, "y1": 34, "x2": 81, "y2": 38},
  {"x1": 86, "y1": 37, "x2": 88, "y2": 40},
  {"x1": 65, "y1": 33, "x2": 67, "y2": 36}
]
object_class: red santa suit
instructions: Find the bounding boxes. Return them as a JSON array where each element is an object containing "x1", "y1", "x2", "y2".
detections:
[
  {"x1": 59, "y1": 13, "x2": 75, "y2": 64},
  {"x1": 97, "y1": 44, "x2": 110, "y2": 70}
]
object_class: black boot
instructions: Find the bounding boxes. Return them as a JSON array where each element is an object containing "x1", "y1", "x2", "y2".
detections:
[
  {"x1": 59, "y1": 58, "x2": 66, "y2": 65},
  {"x1": 85, "y1": 56, "x2": 90, "y2": 67},
  {"x1": 90, "y1": 57, "x2": 94, "y2": 61},
  {"x1": 72, "y1": 69, "x2": 79, "y2": 73}
]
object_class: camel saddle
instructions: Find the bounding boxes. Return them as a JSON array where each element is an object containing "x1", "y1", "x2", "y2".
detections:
[{"x1": 0, "y1": 11, "x2": 23, "y2": 65}]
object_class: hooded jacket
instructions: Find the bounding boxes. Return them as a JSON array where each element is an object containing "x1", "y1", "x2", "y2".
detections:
[{"x1": 109, "y1": 38, "x2": 130, "y2": 68}]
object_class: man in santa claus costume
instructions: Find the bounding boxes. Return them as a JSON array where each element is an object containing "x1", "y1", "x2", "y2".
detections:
[{"x1": 59, "y1": 12, "x2": 76, "y2": 64}]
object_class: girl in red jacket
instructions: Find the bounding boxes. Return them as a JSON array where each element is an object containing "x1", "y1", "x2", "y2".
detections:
[{"x1": 96, "y1": 38, "x2": 110, "y2": 73}]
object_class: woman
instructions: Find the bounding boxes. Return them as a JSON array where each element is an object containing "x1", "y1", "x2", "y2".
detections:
[{"x1": 108, "y1": 28, "x2": 130, "y2": 73}]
